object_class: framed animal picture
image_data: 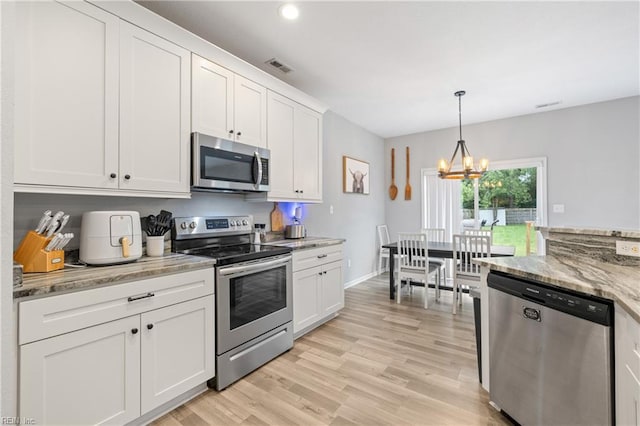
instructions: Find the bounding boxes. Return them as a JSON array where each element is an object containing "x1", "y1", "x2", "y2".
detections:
[{"x1": 343, "y1": 156, "x2": 370, "y2": 194}]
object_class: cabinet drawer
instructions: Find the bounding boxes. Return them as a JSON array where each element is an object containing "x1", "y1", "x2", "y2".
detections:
[
  {"x1": 292, "y1": 245, "x2": 343, "y2": 272},
  {"x1": 19, "y1": 268, "x2": 214, "y2": 344}
]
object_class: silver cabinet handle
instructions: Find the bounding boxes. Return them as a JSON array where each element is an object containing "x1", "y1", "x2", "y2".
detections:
[
  {"x1": 317, "y1": 254, "x2": 328, "y2": 259},
  {"x1": 127, "y1": 292, "x2": 154, "y2": 302}
]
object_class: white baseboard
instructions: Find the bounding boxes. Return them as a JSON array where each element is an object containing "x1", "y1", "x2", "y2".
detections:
[{"x1": 344, "y1": 270, "x2": 379, "y2": 289}]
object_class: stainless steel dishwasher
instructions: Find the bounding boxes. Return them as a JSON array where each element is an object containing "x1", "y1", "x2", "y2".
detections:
[{"x1": 488, "y1": 271, "x2": 613, "y2": 426}]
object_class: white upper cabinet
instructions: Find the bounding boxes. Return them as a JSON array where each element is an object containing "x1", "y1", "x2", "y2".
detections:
[
  {"x1": 294, "y1": 104, "x2": 323, "y2": 201},
  {"x1": 255, "y1": 90, "x2": 322, "y2": 203},
  {"x1": 14, "y1": 1, "x2": 190, "y2": 197},
  {"x1": 14, "y1": 1, "x2": 120, "y2": 189},
  {"x1": 266, "y1": 91, "x2": 296, "y2": 200},
  {"x1": 192, "y1": 54, "x2": 267, "y2": 148},
  {"x1": 191, "y1": 55, "x2": 234, "y2": 140},
  {"x1": 119, "y1": 21, "x2": 190, "y2": 193}
]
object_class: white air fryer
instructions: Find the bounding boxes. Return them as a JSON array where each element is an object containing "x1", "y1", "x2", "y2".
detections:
[{"x1": 80, "y1": 211, "x2": 142, "y2": 265}]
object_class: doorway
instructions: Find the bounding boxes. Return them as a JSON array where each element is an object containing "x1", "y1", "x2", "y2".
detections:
[{"x1": 422, "y1": 157, "x2": 547, "y2": 256}]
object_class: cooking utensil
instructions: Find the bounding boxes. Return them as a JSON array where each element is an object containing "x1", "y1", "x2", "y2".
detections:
[
  {"x1": 389, "y1": 148, "x2": 398, "y2": 200},
  {"x1": 56, "y1": 214, "x2": 70, "y2": 233},
  {"x1": 270, "y1": 203, "x2": 284, "y2": 232},
  {"x1": 45, "y1": 221, "x2": 59, "y2": 238},
  {"x1": 405, "y1": 146, "x2": 412, "y2": 200},
  {"x1": 35, "y1": 210, "x2": 52, "y2": 234},
  {"x1": 44, "y1": 211, "x2": 64, "y2": 236},
  {"x1": 45, "y1": 234, "x2": 61, "y2": 252}
]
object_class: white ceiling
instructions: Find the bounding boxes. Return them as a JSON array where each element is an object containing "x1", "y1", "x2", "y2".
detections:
[{"x1": 137, "y1": 1, "x2": 640, "y2": 138}]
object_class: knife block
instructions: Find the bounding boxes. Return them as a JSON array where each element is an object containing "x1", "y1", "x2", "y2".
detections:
[{"x1": 14, "y1": 231, "x2": 65, "y2": 273}]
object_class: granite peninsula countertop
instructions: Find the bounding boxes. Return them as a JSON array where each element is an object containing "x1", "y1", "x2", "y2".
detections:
[
  {"x1": 475, "y1": 255, "x2": 640, "y2": 322},
  {"x1": 14, "y1": 254, "x2": 216, "y2": 300},
  {"x1": 262, "y1": 237, "x2": 345, "y2": 250}
]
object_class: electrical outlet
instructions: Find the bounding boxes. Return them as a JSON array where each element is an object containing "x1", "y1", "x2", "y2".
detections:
[
  {"x1": 616, "y1": 241, "x2": 640, "y2": 257},
  {"x1": 347, "y1": 259, "x2": 351, "y2": 268},
  {"x1": 552, "y1": 204, "x2": 565, "y2": 213},
  {"x1": 330, "y1": 205, "x2": 334, "y2": 215}
]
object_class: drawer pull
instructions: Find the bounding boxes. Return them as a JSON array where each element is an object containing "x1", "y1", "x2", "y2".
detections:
[
  {"x1": 317, "y1": 254, "x2": 328, "y2": 259},
  {"x1": 127, "y1": 292, "x2": 155, "y2": 302}
]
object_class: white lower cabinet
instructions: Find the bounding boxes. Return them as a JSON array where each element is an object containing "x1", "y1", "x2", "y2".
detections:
[
  {"x1": 616, "y1": 304, "x2": 640, "y2": 426},
  {"x1": 20, "y1": 316, "x2": 141, "y2": 425},
  {"x1": 141, "y1": 297, "x2": 214, "y2": 413},
  {"x1": 292, "y1": 245, "x2": 344, "y2": 337},
  {"x1": 18, "y1": 269, "x2": 215, "y2": 425}
]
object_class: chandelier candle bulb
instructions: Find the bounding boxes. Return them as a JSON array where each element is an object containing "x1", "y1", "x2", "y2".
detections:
[
  {"x1": 438, "y1": 159, "x2": 448, "y2": 173},
  {"x1": 480, "y1": 158, "x2": 489, "y2": 171},
  {"x1": 464, "y1": 156, "x2": 474, "y2": 171}
]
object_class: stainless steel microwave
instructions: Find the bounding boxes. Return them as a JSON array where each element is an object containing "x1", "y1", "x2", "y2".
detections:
[{"x1": 192, "y1": 132, "x2": 270, "y2": 193}]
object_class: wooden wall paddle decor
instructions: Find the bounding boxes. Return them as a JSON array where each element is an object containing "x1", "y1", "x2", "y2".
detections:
[
  {"x1": 405, "y1": 147, "x2": 412, "y2": 200},
  {"x1": 389, "y1": 148, "x2": 398, "y2": 200}
]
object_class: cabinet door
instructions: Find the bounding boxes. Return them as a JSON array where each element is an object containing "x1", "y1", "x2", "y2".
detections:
[
  {"x1": 321, "y1": 261, "x2": 344, "y2": 315},
  {"x1": 140, "y1": 296, "x2": 214, "y2": 414},
  {"x1": 266, "y1": 91, "x2": 296, "y2": 199},
  {"x1": 192, "y1": 54, "x2": 234, "y2": 139},
  {"x1": 20, "y1": 316, "x2": 141, "y2": 425},
  {"x1": 234, "y1": 75, "x2": 267, "y2": 148},
  {"x1": 293, "y1": 266, "x2": 323, "y2": 334},
  {"x1": 14, "y1": 1, "x2": 119, "y2": 188},
  {"x1": 119, "y1": 21, "x2": 190, "y2": 194},
  {"x1": 294, "y1": 105, "x2": 323, "y2": 201}
]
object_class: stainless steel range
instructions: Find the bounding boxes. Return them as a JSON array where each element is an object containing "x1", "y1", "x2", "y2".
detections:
[{"x1": 171, "y1": 215, "x2": 293, "y2": 390}]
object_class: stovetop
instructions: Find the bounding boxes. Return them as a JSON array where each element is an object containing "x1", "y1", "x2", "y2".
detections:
[
  {"x1": 171, "y1": 215, "x2": 292, "y2": 266},
  {"x1": 184, "y1": 244, "x2": 291, "y2": 266}
]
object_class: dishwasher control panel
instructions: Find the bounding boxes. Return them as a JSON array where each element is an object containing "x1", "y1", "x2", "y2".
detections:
[{"x1": 488, "y1": 271, "x2": 612, "y2": 326}]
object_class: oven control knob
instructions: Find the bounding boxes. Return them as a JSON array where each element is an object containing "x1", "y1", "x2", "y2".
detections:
[
  {"x1": 242, "y1": 219, "x2": 248, "y2": 226},
  {"x1": 180, "y1": 222, "x2": 188, "y2": 230},
  {"x1": 229, "y1": 221, "x2": 236, "y2": 226},
  {"x1": 189, "y1": 221, "x2": 197, "y2": 229}
]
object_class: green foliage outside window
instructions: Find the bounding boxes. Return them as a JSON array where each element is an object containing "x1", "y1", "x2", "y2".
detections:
[{"x1": 462, "y1": 167, "x2": 537, "y2": 210}]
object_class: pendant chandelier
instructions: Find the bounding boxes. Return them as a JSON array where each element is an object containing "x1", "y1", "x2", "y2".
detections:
[{"x1": 437, "y1": 90, "x2": 488, "y2": 179}]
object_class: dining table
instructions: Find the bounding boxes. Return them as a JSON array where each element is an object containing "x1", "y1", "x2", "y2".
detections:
[{"x1": 382, "y1": 241, "x2": 516, "y2": 300}]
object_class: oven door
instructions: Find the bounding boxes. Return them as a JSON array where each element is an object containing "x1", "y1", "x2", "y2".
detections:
[
  {"x1": 192, "y1": 132, "x2": 269, "y2": 192},
  {"x1": 216, "y1": 254, "x2": 292, "y2": 354}
]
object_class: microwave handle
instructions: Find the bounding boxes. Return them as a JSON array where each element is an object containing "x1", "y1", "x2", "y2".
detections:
[{"x1": 253, "y1": 152, "x2": 263, "y2": 187}]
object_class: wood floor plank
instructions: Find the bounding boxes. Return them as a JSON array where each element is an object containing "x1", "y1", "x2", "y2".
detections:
[{"x1": 152, "y1": 273, "x2": 510, "y2": 426}]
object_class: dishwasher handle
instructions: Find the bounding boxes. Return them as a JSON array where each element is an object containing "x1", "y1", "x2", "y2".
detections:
[{"x1": 488, "y1": 271, "x2": 612, "y2": 326}]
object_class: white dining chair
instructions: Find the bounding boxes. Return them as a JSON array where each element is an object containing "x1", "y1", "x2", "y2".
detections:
[
  {"x1": 452, "y1": 234, "x2": 491, "y2": 314},
  {"x1": 462, "y1": 228, "x2": 493, "y2": 244},
  {"x1": 421, "y1": 228, "x2": 447, "y2": 288},
  {"x1": 396, "y1": 232, "x2": 440, "y2": 309},
  {"x1": 377, "y1": 224, "x2": 391, "y2": 274}
]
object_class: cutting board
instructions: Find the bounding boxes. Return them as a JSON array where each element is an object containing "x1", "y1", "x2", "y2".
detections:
[{"x1": 270, "y1": 203, "x2": 284, "y2": 232}]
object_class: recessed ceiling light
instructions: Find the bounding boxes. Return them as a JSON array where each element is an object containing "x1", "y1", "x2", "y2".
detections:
[{"x1": 279, "y1": 3, "x2": 299, "y2": 20}]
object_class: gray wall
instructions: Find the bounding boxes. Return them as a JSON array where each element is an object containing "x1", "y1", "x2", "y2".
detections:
[
  {"x1": 304, "y1": 111, "x2": 385, "y2": 285},
  {"x1": 13, "y1": 110, "x2": 385, "y2": 286},
  {"x1": 385, "y1": 96, "x2": 640, "y2": 239}
]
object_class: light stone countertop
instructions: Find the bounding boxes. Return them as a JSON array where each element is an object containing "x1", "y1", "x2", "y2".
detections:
[
  {"x1": 14, "y1": 254, "x2": 216, "y2": 300},
  {"x1": 536, "y1": 226, "x2": 640, "y2": 239},
  {"x1": 262, "y1": 237, "x2": 345, "y2": 250},
  {"x1": 475, "y1": 255, "x2": 640, "y2": 322}
]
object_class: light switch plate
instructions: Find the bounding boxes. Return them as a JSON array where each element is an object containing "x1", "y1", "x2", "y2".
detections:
[
  {"x1": 552, "y1": 204, "x2": 565, "y2": 213},
  {"x1": 616, "y1": 241, "x2": 640, "y2": 257}
]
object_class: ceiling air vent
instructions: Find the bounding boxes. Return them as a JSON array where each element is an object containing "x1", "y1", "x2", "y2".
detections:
[
  {"x1": 535, "y1": 101, "x2": 562, "y2": 109},
  {"x1": 265, "y1": 58, "x2": 294, "y2": 74}
]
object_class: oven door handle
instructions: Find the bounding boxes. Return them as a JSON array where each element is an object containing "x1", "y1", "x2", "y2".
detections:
[
  {"x1": 218, "y1": 255, "x2": 291, "y2": 276},
  {"x1": 253, "y1": 151, "x2": 263, "y2": 187}
]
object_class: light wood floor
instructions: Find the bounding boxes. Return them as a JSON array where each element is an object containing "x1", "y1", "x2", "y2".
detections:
[{"x1": 153, "y1": 274, "x2": 511, "y2": 426}]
